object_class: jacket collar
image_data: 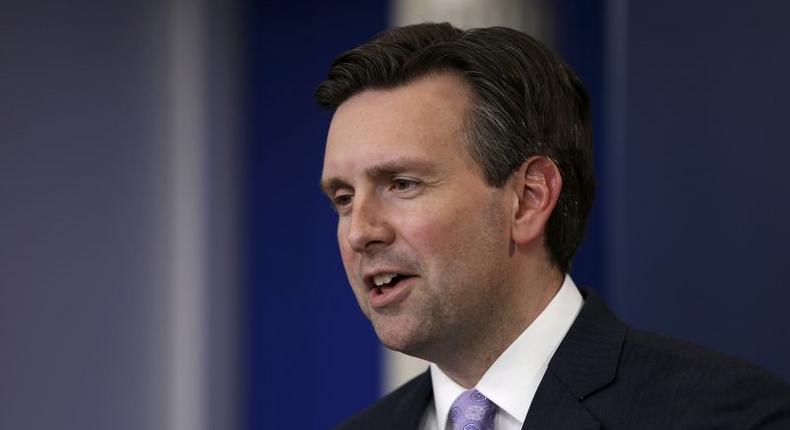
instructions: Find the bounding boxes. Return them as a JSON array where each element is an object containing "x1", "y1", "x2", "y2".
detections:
[
  {"x1": 388, "y1": 370, "x2": 433, "y2": 430},
  {"x1": 523, "y1": 286, "x2": 626, "y2": 429}
]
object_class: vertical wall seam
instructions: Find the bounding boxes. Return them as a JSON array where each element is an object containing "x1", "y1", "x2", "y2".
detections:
[
  {"x1": 603, "y1": 0, "x2": 628, "y2": 310},
  {"x1": 167, "y1": 0, "x2": 207, "y2": 429}
]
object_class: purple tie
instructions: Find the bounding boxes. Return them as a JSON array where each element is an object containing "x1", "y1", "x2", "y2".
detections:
[{"x1": 448, "y1": 389, "x2": 497, "y2": 430}]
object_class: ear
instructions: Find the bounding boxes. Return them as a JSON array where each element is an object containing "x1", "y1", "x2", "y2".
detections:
[{"x1": 510, "y1": 156, "x2": 562, "y2": 245}]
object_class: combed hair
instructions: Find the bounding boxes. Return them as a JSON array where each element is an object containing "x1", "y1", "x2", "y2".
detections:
[{"x1": 315, "y1": 22, "x2": 594, "y2": 273}]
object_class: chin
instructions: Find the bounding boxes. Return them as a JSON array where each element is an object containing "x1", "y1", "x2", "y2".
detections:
[{"x1": 372, "y1": 317, "x2": 431, "y2": 357}]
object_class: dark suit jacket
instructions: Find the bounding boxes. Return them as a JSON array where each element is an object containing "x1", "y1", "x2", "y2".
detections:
[{"x1": 335, "y1": 287, "x2": 790, "y2": 429}]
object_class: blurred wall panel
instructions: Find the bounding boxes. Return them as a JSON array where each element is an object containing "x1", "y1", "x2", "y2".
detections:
[
  {"x1": 393, "y1": 0, "x2": 554, "y2": 44},
  {"x1": 606, "y1": 1, "x2": 790, "y2": 382},
  {"x1": 166, "y1": 0, "x2": 242, "y2": 429},
  {"x1": 244, "y1": 2, "x2": 387, "y2": 429},
  {"x1": 0, "y1": 0, "x2": 241, "y2": 429}
]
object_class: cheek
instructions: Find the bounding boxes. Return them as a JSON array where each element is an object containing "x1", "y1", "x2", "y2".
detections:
[
  {"x1": 337, "y1": 233, "x2": 370, "y2": 314},
  {"x1": 400, "y1": 194, "x2": 509, "y2": 266},
  {"x1": 398, "y1": 207, "x2": 469, "y2": 262},
  {"x1": 338, "y1": 244, "x2": 356, "y2": 278},
  {"x1": 337, "y1": 223, "x2": 358, "y2": 281}
]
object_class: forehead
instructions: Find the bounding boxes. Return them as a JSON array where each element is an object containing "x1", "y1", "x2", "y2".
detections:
[{"x1": 321, "y1": 73, "x2": 474, "y2": 185}]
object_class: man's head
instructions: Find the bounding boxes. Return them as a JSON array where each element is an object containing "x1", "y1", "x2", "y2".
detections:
[
  {"x1": 317, "y1": 22, "x2": 594, "y2": 273},
  {"x1": 317, "y1": 23, "x2": 593, "y2": 362}
]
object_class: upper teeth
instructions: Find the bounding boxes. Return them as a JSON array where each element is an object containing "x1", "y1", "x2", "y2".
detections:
[{"x1": 374, "y1": 273, "x2": 397, "y2": 287}]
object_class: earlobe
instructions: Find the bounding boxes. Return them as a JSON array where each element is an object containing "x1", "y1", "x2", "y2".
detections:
[{"x1": 511, "y1": 156, "x2": 562, "y2": 245}]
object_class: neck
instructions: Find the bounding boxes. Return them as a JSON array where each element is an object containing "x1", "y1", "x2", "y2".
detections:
[{"x1": 433, "y1": 261, "x2": 564, "y2": 388}]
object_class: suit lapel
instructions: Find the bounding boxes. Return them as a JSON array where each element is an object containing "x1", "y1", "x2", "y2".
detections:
[
  {"x1": 388, "y1": 370, "x2": 433, "y2": 430},
  {"x1": 523, "y1": 287, "x2": 626, "y2": 430},
  {"x1": 522, "y1": 370, "x2": 599, "y2": 430}
]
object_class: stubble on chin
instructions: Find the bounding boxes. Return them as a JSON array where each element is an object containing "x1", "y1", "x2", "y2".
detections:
[{"x1": 368, "y1": 300, "x2": 439, "y2": 358}]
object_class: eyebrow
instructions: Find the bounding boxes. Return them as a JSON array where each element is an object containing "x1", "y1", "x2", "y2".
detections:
[
  {"x1": 364, "y1": 157, "x2": 436, "y2": 178},
  {"x1": 320, "y1": 157, "x2": 437, "y2": 196}
]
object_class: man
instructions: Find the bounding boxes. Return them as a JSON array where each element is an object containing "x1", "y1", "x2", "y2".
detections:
[{"x1": 317, "y1": 22, "x2": 790, "y2": 429}]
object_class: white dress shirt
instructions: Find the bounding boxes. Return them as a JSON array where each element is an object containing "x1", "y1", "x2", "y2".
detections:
[{"x1": 418, "y1": 275, "x2": 584, "y2": 430}]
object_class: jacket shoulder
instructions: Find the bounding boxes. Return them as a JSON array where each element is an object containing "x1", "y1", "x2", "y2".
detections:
[
  {"x1": 563, "y1": 288, "x2": 790, "y2": 428},
  {"x1": 622, "y1": 327, "x2": 789, "y2": 387},
  {"x1": 599, "y1": 328, "x2": 790, "y2": 428}
]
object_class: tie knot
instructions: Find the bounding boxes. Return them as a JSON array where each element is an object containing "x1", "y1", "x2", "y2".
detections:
[{"x1": 448, "y1": 389, "x2": 496, "y2": 430}]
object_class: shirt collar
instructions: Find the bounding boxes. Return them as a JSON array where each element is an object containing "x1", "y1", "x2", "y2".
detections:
[{"x1": 429, "y1": 275, "x2": 584, "y2": 429}]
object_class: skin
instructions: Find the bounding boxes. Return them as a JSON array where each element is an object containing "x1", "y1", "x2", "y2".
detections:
[{"x1": 321, "y1": 72, "x2": 564, "y2": 388}]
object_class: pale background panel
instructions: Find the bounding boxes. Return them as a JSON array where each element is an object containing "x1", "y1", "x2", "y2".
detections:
[{"x1": 0, "y1": 0, "x2": 241, "y2": 428}]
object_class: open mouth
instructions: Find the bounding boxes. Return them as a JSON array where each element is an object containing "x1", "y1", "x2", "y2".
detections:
[
  {"x1": 370, "y1": 273, "x2": 413, "y2": 294},
  {"x1": 366, "y1": 272, "x2": 416, "y2": 308}
]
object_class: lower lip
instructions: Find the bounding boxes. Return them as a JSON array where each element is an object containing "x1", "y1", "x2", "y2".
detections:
[{"x1": 369, "y1": 277, "x2": 414, "y2": 309}]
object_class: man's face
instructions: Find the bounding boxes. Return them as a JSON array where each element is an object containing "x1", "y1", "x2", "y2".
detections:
[{"x1": 321, "y1": 73, "x2": 515, "y2": 359}]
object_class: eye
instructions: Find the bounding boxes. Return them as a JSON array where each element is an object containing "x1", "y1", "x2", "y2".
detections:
[
  {"x1": 332, "y1": 193, "x2": 353, "y2": 211},
  {"x1": 391, "y1": 178, "x2": 419, "y2": 192}
]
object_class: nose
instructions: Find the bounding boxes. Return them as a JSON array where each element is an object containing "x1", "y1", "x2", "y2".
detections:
[{"x1": 345, "y1": 194, "x2": 394, "y2": 253}]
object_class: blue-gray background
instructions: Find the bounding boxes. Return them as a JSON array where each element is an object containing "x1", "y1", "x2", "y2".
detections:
[{"x1": 2, "y1": 1, "x2": 789, "y2": 429}]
